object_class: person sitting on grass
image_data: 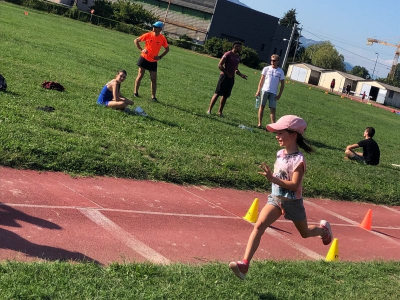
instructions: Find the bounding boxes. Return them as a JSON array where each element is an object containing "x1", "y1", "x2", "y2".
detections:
[
  {"x1": 344, "y1": 127, "x2": 380, "y2": 165},
  {"x1": 97, "y1": 70, "x2": 134, "y2": 110}
]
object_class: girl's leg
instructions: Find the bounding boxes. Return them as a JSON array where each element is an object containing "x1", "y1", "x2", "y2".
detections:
[
  {"x1": 293, "y1": 219, "x2": 324, "y2": 238},
  {"x1": 243, "y1": 204, "x2": 282, "y2": 262},
  {"x1": 107, "y1": 101, "x2": 127, "y2": 110},
  {"x1": 229, "y1": 204, "x2": 281, "y2": 280},
  {"x1": 135, "y1": 67, "x2": 146, "y2": 95},
  {"x1": 124, "y1": 98, "x2": 134, "y2": 106}
]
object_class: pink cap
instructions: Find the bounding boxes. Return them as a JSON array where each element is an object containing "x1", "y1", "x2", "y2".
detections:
[{"x1": 266, "y1": 115, "x2": 307, "y2": 134}]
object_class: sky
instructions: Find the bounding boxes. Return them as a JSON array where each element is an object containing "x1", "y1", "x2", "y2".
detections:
[{"x1": 238, "y1": 0, "x2": 400, "y2": 79}]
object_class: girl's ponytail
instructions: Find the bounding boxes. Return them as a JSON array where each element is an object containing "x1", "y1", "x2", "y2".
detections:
[{"x1": 297, "y1": 134, "x2": 314, "y2": 154}]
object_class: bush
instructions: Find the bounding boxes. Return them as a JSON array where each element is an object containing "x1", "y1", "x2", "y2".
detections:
[
  {"x1": 240, "y1": 46, "x2": 261, "y2": 69},
  {"x1": 204, "y1": 37, "x2": 261, "y2": 68},
  {"x1": 5, "y1": 0, "x2": 147, "y2": 37},
  {"x1": 179, "y1": 34, "x2": 192, "y2": 42},
  {"x1": 174, "y1": 39, "x2": 192, "y2": 50},
  {"x1": 258, "y1": 61, "x2": 268, "y2": 70},
  {"x1": 204, "y1": 37, "x2": 224, "y2": 58}
]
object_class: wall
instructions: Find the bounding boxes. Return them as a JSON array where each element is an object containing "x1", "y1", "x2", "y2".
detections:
[
  {"x1": 207, "y1": 0, "x2": 291, "y2": 63},
  {"x1": 385, "y1": 91, "x2": 400, "y2": 108},
  {"x1": 319, "y1": 72, "x2": 343, "y2": 93}
]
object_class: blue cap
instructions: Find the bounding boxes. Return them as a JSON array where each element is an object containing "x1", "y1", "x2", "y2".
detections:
[{"x1": 152, "y1": 21, "x2": 164, "y2": 28}]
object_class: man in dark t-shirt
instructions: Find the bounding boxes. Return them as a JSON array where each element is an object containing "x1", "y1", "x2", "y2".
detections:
[
  {"x1": 207, "y1": 41, "x2": 248, "y2": 117},
  {"x1": 344, "y1": 127, "x2": 380, "y2": 165}
]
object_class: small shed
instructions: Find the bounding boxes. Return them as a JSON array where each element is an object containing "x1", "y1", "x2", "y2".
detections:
[
  {"x1": 318, "y1": 71, "x2": 364, "y2": 94},
  {"x1": 287, "y1": 63, "x2": 327, "y2": 86},
  {"x1": 356, "y1": 80, "x2": 400, "y2": 108}
]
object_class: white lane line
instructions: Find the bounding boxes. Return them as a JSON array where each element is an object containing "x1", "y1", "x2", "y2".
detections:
[
  {"x1": 3, "y1": 203, "x2": 238, "y2": 219},
  {"x1": 304, "y1": 200, "x2": 400, "y2": 246},
  {"x1": 4, "y1": 203, "x2": 400, "y2": 230},
  {"x1": 266, "y1": 228, "x2": 325, "y2": 260},
  {"x1": 79, "y1": 208, "x2": 170, "y2": 265},
  {"x1": 19, "y1": 172, "x2": 103, "y2": 209},
  {"x1": 383, "y1": 206, "x2": 400, "y2": 214},
  {"x1": 177, "y1": 186, "x2": 240, "y2": 218}
]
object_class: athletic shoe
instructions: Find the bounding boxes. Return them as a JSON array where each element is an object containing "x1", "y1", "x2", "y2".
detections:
[
  {"x1": 206, "y1": 110, "x2": 211, "y2": 115},
  {"x1": 320, "y1": 220, "x2": 333, "y2": 245},
  {"x1": 133, "y1": 92, "x2": 139, "y2": 98},
  {"x1": 229, "y1": 261, "x2": 248, "y2": 280},
  {"x1": 151, "y1": 97, "x2": 158, "y2": 102}
]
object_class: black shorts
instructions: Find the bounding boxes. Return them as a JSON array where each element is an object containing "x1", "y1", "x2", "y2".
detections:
[
  {"x1": 137, "y1": 56, "x2": 158, "y2": 72},
  {"x1": 215, "y1": 74, "x2": 235, "y2": 98}
]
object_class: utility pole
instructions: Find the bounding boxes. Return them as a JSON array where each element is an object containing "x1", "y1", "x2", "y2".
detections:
[
  {"x1": 292, "y1": 26, "x2": 302, "y2": 63},
  {"x1": 163, "y1": 0, "x2": 171, "y2": 28},
  {"x1": 282, "y1": 23, "x2": 297, "y2": 70}
]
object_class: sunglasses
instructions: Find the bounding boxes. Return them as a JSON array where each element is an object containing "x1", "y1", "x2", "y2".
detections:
[{"x1": 271, "y1": 60, "x2": 278, "y2": 62}]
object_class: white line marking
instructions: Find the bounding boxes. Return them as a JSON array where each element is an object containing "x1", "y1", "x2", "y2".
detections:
[
  {"x1": 383, "y1": 206, "x2": 400, "y2": 214},
  {"x1": 304, "y1": 200, "x2": 400, "y2": 246},
  {"x1": 19, "y1": 172, "x2": 103, "y2": 209},
  {"x1": 2, "y1": 203, "x2": 238, "y2": 219},
  {"x1": 266, "y1": 228, "x2": 324, "y2": 260},
  {"x1": 177, "y1": 186, "x2": 240, "y2": 217},
  {"x1": 79, "y1": 208, "x2": 170, "y2": 265}
]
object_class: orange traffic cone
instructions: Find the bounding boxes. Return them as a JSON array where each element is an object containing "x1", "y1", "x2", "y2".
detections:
[
  {"x1": 24, "y1": 11, "x2": 29, "y2": 15},
  {"x1": 359, "y1": 209, "x2": 372, "y2": 230},
  {"x1": 243, "y1": 198, "x2": 259, "y2": 223}
]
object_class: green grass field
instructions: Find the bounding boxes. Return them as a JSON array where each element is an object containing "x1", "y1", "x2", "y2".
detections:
[
  {"x1": 0, "y1": 261, "x2": 399, "y2": 299},
  {"x1": 1, "y1": 3, "x2": 400, "y2": 205}
]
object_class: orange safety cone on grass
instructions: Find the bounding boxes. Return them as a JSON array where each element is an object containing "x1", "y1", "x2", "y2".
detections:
[
  {"x1": 325, "y1": 238, "x2": 339, "y2": 261},
  {"x1": 359, "y1": 209, "x2": 372, "y2": 230},
  {"x1": 243, "y1": 198, "x2": 259, "y2": 223}
]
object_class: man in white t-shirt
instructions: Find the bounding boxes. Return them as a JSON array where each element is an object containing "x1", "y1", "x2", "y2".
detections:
[{"x1": 255, "y1": 54, "x2": 285, "y2": 128}]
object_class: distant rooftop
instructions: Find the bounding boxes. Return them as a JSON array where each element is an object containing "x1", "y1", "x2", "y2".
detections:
[{"x1": 157, "y1": 0, "x2": 216, "y2": 13}]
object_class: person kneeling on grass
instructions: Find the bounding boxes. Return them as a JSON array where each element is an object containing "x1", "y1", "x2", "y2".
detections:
[
  {"x1": 97, "y1": 70, "x2": 134, "y2": 110},
  {"x1": 229, "y1": 115, "x2": 333, "y2": 280},
  {"x1": 344, "y1": 127, "x2": 380, "y2": 165}
]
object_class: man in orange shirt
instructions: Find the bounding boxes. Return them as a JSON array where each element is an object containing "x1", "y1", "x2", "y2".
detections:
[{"x1": 134, "y1": 21, "x2": 169, "y2": 102}]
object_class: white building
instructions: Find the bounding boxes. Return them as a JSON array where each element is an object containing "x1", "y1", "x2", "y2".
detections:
[
  {"x1": 287, "y1": 63, "x2": 328, "y2": 86},
  {"x1": 356, "y1": 80, "x2": 400, "y2": 107}
]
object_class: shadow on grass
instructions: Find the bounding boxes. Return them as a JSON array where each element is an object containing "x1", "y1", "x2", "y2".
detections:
[
  {"x1": 259, "y1": 293, "x2": 279, "y2": 300},
  {"x1": 157, "y1": 100, "x2": 260, "y2": 130},
  {"x1": 0, "y1": 203, "x2": 100, "y2": 264},
  {"x1": 2, "y1": 90, "x2": 20, "y2": 97},
  {"x1": 308, "y1": 139, "x2": 343, "y2": 151}
]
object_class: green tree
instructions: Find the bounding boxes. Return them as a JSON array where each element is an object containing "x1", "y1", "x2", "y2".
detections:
[
  {"x1": 112, "y1": 0, "x2": 156, "y2": 26},
  {"x1": 91, "y1": 0, "x2": 113, "y2": 18},
  {"x1": 302, "y1": 42, "x2": 345, "y2": 71},
  {"x1": 377, "y1": 63, "x2": 400, "y2": 88},
  {"x1": 279, "y1": 9, "x2": 301, "y2": 61},
  {"x1": 350, "y1": 66, "x2": 370, "y2": 79}
]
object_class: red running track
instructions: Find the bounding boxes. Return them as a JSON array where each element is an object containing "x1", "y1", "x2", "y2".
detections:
[{"x1": 0, "y1": 166, "x2": 399, "y2": 265}]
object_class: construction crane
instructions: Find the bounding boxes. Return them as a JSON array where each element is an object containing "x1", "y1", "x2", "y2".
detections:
[{"x1": 367, "y1": 38, "x2": 400, "y2": 80}]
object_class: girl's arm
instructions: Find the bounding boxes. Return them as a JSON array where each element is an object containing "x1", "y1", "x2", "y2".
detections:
[
  {"x1": 111, "y1": 81, "x2": 122, "y2": 101},
  {"x1": 258, "y1": 162, "x2": 304, "y2": 192}
]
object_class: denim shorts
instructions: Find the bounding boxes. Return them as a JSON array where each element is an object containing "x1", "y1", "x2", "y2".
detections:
[
  {"x1": 261, "y1": 91, "x2": 277, "y2": 108},
  {"x1": 267, "y1": 195, "x2": 306, "y2": 221},
  {"x1": 350, "y1": 150, "x2": 366, "y2": 163}
]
